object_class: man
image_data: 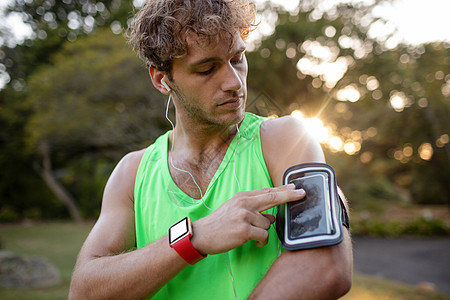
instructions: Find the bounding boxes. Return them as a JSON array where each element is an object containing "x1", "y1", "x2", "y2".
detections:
[{"x1": 69, "y1": 0, "x2": 353, "y2": 299}]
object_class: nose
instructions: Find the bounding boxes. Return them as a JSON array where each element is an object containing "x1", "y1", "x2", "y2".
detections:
[{"x1": 221, "y1": 63, "x2": 243, "y2": 92}]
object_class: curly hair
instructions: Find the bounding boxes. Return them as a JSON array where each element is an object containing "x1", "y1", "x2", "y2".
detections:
[{"x1": 127, "y1": 0, "x2": 257, "y2": 77}]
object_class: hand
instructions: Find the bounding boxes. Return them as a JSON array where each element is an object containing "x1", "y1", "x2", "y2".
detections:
[{"x1": 191, "y1": 184, "x2": 305, "y2": 255}]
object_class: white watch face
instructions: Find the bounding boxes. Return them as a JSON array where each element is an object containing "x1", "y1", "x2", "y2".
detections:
[{"x1": 169, "y1": 217, "x2": 189, "y2": 244}]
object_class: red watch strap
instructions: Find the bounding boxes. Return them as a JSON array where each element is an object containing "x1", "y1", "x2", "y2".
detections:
[{"x1": 171, "y1": 234, "x2": 206, "y2": 265}]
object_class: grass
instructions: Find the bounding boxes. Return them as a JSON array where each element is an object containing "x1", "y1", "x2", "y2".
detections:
[
  {"x1": 0, "y1": 222, "x2": 93, "y2": 300},
  {"x1": 0, "y1": 222, "x2": 449, "y2": 300},
  {"x1": 343, "y1": 273, "x2": 450, "y2": 300}
]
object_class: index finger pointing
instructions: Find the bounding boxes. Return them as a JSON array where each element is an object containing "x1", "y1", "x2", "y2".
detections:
[
  {"x1": 240, "y1": 184, "x2": 295, "y2": 197},
  {"x1": 249, "y1": 187, "x2": 306, "y2": 212}
]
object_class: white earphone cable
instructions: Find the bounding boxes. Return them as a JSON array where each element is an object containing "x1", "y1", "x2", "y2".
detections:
[
  {"x1": 165, "y1": 92, "x2": 239, "y2": 299},
  {"x1": 165, "y1": 94, "x2": 213, "y2": 211}
]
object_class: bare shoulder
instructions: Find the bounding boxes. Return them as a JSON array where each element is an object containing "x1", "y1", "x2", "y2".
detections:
[
  {"x1": 115, "y1": 149, "x2": 146, "y2": 176},
  {"x1": 261, "y1": 115, "x2": 307, "y2": 138},
  {"x1": 76, "y1": 149, "x2": 147, "y2": 260},
  {"x1": 260, "y1": 115, "x2": 325, "y2": 186},
  {"x1": 260, "y1": 115, "x2": 324, "y2": 160},
  {"x1": 103, "y1": 148, "x2": 147, "y2": 205}
]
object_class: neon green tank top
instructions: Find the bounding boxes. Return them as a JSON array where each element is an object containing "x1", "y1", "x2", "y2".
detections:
[{"x1": 134, "y1": 113, "x2": 278, "y2": 299}]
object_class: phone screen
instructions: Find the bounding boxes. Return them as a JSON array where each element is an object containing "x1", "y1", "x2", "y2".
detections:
[{"x1": 287, "y1": 174, "x2": 333, "y2": 239}]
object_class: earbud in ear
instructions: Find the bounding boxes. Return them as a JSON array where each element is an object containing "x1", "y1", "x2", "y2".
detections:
[{"x1": 161, "y1": 79, "x2": 171, "y2": 92}]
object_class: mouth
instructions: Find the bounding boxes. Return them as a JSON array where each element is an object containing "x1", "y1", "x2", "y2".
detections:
[{"x1": 218, "y1": 96, "x2": 243, "y2": 108}]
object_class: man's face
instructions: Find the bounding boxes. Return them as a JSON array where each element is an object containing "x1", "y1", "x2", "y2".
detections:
[{"x1": 169, "y1": 31, "x2": 248, "y2": 127}]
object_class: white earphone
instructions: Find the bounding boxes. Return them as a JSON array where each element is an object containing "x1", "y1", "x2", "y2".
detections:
[{"x1": 161, "y1": 78, "x2": 171, "y2": 92}]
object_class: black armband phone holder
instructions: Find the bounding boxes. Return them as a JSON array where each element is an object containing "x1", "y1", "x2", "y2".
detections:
[{"x1": 276, "y1": 163, "x2": 349, "y2": 250}]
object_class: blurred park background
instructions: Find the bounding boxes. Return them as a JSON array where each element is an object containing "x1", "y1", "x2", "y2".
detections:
[{"x1": 0, "y1": 0, "x2": 449, "y2": 299}]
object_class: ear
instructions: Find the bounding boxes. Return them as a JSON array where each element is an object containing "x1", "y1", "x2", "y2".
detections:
[{"x1": 149, "y1": 66, "x2": 171, "y2": 95}]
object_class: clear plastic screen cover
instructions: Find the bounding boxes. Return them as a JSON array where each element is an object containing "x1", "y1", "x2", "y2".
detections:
[{"x1": 276, "y1": 163, "x2": 344, "y2": 250}]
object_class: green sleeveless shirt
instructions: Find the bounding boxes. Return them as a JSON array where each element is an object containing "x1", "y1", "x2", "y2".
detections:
[{"x1": 134, "y1": 113, "x2": 279, "y2": 299}]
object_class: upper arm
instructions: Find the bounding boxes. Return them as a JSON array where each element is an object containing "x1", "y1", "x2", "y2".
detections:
[
  {"x1": 75, "y1": 150, "x2": 145, "y2": 266},
  {"x1": 256, "y1": 116, "x2": 353, "y2": 298}
]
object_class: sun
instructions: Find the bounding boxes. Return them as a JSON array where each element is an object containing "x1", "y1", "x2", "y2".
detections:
[{"x1": 290, "y1": 109, "x2": 364, "y2": 156}]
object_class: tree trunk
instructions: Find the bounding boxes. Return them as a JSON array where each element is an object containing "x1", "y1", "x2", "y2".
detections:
[{"x1": 35, "y1": 143, "x2": 83, "y2": 223}]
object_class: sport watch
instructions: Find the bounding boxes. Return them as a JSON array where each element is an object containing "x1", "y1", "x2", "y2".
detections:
[{"x1": 169, "y1": 216, "x2": 206, "y2": 265}]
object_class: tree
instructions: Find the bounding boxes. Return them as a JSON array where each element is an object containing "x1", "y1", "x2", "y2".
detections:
[
  {"x1": 2, "y1": 0, "x2": 135, "y2": 88},
  {"x1": 0, "y1": 0, "x2": 143, "y2": 221},
  {"x1": 24, "y1": 29, "x2": 168, "y2": 220},
  {"x1": 247, "y1": 1, "x2": 450, "y2": 205},
  {"x1": 1, "y1": 0, "x2": 448, "y2": 222}
]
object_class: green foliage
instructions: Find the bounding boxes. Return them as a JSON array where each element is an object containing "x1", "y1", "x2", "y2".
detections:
[
  {"x1": 7, "y1": 0, "x2": 133, "y2": 40},
  {"x1": 248, "y1": 8, "x2": 333, "y2": 115},
  {"x1": 0, "y1": 0, "x2": 141, "y2": 221},
  {"x1": 402, "y1": 218, "x2": 450, "y2": 236},
  {"x1": 0, "y1": 88, "x2": 67, "y2": 222},
  {"x1": 353, "y1": 219, "x2": 404, "y2": 237},
  {"x1": 247, "y1": 2, "x2": 450, "y2": 207},
  {"x1": 21, "y1": 29, "x2": 169, "y2": 218},
  {"x1": 0, "y1": 0, "x2": 449, "y2": 222},
  {"x1": 325, "y1": 150, "x2": 401, "y2": 210},
  {"x1": 62, "y1": 157, "x2": 115, "y2": 219},
  {"x1": 2, "y1": 0, "x2": 135, "y2": 88},
  {"x1": 352, "y1": 218, "x2": 450, "y2": 237},
  {"x1": 25, "y1": 29, "x2": 168, "y2": 156}
]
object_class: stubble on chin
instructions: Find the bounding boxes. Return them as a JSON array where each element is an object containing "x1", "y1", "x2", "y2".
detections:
[{"x1": 170, "y1": 81, "x2": 247, "y2": 127}]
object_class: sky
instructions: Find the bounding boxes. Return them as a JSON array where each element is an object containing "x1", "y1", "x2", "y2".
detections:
[
  {"x1": 367, "y1": 0, "x2": 450, "y2": 45},
  {"x1": 1, "y1": 0, "x2": 450, "y2": 46},
  {"x1": 264, "y1": 0, "x2": 450, "y2": 46}
]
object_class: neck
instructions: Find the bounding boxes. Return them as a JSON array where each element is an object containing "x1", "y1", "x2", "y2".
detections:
[
  {"x1": 171, "y1": 109, "x2": 241, "y2": 155},
  {"x1": 167, "y1": 112, "x2": 243, "y2": 199}
]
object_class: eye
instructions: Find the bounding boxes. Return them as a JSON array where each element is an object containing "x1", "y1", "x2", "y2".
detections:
[
  {"x1": 231, "y1": 53, "x2": 244, "y2": 65},
  {"x1": 197, "y1": 66, "x2": 215, "y2": 75}
]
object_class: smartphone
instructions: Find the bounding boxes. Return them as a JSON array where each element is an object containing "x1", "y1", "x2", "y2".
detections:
[
  {"x1": 288, "y1": 174, "x2": 332, "y2": 239},
  {"x1": 276, "y1": 163, "x2": 345, "y2": 250}
]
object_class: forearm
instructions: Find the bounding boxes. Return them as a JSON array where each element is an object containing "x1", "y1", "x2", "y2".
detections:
[
  {"x1": 250, "y1": 231, "x2": 353, "y2": 300},
  {"x1": 69, "y1": 236, "x2": 187, "y2": 300}
]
